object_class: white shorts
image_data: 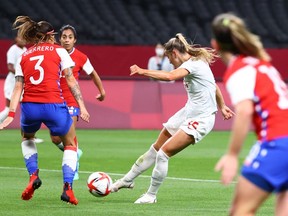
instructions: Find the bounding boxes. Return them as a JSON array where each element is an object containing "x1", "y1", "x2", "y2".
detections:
[
  {"x1": 163, "y1": 107, "x2": 216, "y2": 144},
  {"x1": 4, "y1": 72, "x2": 15, "y2": 100}
]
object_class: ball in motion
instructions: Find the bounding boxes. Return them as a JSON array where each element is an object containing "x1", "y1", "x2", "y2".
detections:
[{"x1": 87, "y1": 171, "x2": 113, "y2": 197}]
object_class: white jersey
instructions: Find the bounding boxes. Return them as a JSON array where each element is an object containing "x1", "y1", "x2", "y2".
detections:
[
  {"x1": 7, "y1": 44, "x2": 27, "y2": 69},
  {"x1": 163, "y1": 59, "x2": 217, "y2": 143},
  {"x1": 4, "y1": 44, "x2": 27, "y2": 99},
  {"x1": 180, "y1": 59, "x2": 217, "y2": 117}
]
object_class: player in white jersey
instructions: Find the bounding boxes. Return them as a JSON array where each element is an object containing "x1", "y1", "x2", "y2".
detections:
[
  {"x1": 0, "y1": 36, "x2": 26, "y2": 122},
  {"x1": 110, "y1": 33, "x2": 234, "y2": 204}
]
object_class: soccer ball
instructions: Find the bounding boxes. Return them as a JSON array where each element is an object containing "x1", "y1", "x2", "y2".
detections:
[{"x1": 87, "y1": 171, "x2": 113, "y2": 197}]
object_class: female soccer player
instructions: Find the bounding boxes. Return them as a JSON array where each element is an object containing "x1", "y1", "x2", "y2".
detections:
[
  {"x1": 110, "y1": 33, "x2": 234, "y2": 204},
  {"x1": 211, "y1": 13, "x2": 288, "y2": 215},
  {"x1": 0, "y1": 16, "x2": 90, "y2": 205},
  {"x1": 50, "y1": 24, "x2": 106, "y2": 180}
]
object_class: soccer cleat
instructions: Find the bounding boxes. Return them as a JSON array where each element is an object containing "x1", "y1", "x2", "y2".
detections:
[
  {"x1": 61, "y1": 182, "x2": 78, "y2": 205},
  {"x1": 134, "y1": 193, "x2": 157, "y2": 204},
  {"x1": 110, "y1": 178, "x2": 134, "y2": 193},
  {"x1": 34, "y1": 137, "x2": 44, "y2": 144},
  {"x1": 21, "y1": 169, "x2": 42, "y2": 200},
  {"x1": 73, "y1": 148, "x2": 83, "y2": 181}
]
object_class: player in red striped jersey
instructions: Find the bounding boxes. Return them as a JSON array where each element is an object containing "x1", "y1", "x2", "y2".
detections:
[
  {"x1": 0, "y1": 16, "x2": 90, "y2": 205},
  {"x1": 50, "y1": 25, "x2": 106, "y2": 180},
  {"x1": 211, "y1": 13, "x2": 288, "y2": 215}
]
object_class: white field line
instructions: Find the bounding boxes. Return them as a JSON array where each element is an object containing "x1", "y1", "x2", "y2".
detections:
[{"x1": 0, "y1": 166, "x2": 236, "y2": 184}]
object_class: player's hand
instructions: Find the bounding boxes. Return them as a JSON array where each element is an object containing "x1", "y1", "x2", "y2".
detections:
[
  {"x1": 96, "y1": 92, "x2": 105, "y2": 101},
  {"x1": 0, "y1": 117, "x2": 14, "y2": 130},
  {"x1": 215, "y1": 154, "x2": 238, "y2": 185},
  {"x1": 130, "y1": 64, "x2": 143, "y2": 76},
  {"x1": 221, "y1": 105, "x2": 235, "y2": 120},
  {"x1": 80, "y1": 108, "x2": 90, "y2": 123}
]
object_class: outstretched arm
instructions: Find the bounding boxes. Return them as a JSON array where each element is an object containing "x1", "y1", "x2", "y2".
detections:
[{"x1": 130, "y1": 64, "x2": 188, "y2": 81}]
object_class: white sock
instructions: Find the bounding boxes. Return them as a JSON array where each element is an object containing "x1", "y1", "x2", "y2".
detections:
[
  {"x1": 123, "y1": 145, "x2": 157, "y2": 182},
  {"x1": 62, "y1": 146, "x2": 77, "y2": 184},
  {"x1": 0, "y1": 107, "x2": 9, "y2": 123},
  {"x1": 21, "y1": 139, "x2": 38, "y2": 175},
  {"x1": 56, "y1": 142, "x2": 64, "y2": 151},
  {"x1": 147, "y1": 149, "x2": 169, "y2": 196}
]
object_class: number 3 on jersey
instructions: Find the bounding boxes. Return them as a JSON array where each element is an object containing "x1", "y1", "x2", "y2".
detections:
[{"x1": 29, "y1": 55, "x2": 44, "y2": 85}]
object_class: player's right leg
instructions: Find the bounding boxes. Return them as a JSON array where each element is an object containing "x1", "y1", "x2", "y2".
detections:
[
  {"x1": 46, "y1": 103, "x2": 78, "y2": 205},
  {"x1": 110, "y1": 128, "x2": 171, "y2": 193}
]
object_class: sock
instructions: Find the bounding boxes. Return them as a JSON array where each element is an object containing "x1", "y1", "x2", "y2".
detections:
[
  {"x1": 0, "y1": 107, "x2": 9, "y2": 123},
  {"x1": 21, "y1": 139, "x2": 38, "y2": 175},
  {"x1": 56, "y1": 142, "x2": 64, "y2": 151},
  {"x1": 147, "y1": 149, "x2": 169, "y2": 196},
  {"x1": 123, "y1": 145, "x2": 157, "y2": 182},
  {"x1": 62, "y1": 146, "x2": 77, "y2": 186}
]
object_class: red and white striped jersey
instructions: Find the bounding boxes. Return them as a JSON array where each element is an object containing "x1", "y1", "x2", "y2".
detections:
[{"x1": 15, "y1": 43, "x2": 74, "y2": 103}]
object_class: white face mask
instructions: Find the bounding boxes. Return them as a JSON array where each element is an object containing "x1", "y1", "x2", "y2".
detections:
[{"x1": 155, "y1": 48, "x2": 164, "y2": 56}]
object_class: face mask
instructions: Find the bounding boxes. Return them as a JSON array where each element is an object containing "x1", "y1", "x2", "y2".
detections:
[{"x1": 155, "y1": 48, "x2": 164, "y2": 56}]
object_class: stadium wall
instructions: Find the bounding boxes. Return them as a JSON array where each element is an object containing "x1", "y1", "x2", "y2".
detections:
[
  {"x1": 0, "y1": 40, "x2": 288, "y2": 81},
  {"x1": 0, "y1": 80, "x2": 233, "y2": 130}
]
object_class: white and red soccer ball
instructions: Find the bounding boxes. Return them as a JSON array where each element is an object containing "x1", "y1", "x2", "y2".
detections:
[{"x1": 87, "y1": 171, "x2": 113, "y2": 197}]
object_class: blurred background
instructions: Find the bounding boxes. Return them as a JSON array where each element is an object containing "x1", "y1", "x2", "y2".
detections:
[{"x1": 0, "y1": 0, "x2": 288, "y2": 129}]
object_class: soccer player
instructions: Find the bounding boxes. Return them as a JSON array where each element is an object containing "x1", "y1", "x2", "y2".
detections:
[
  {"x1": 110, "y1": 33, "x2": 234, "y2": 204},
  {"x1": 0, "y1": 36, "x2": 44, "y2": 144},
  {"x1": 0, "y1": 16, "x2": 90, "y2": 205},
  {"x1": 50, "y1": 24, "x2": 106, "y2": 180},
  {"x1": 211, "y1": 13, "x2": 288, "y2": 215}
]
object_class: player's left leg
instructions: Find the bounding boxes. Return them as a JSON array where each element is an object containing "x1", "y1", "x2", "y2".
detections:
[
  {"x1": 111, "y1": 128, "x2": 171, "y2": 193},
  {"x1": 229, "y1": 176, "x2": 270, "y2": 215},
  {"x1": 275, "y1": 190, "x2": 288, "y2": 216}
]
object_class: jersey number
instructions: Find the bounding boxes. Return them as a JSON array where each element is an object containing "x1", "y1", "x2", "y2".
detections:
[
  {"x1": 258, "y1": 65, "x2": 288, "y2": 109},
  {"x1": 29, "y1": 55, "x2": 44, "y2": 85}
]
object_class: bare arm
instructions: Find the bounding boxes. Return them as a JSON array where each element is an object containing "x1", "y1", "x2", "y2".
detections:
[
  {"x1": 64, "y1": 67, "x2": 90, "y2": 122},
  {"x1": 215, "y1": 99, "x2": 253, "y2": 185},
  {"x1": 130, "y1": 64, "x2": 188, "y2": 81},
  {"x1": 89, "y1": 70, "x2": 106, "y2": 101}
]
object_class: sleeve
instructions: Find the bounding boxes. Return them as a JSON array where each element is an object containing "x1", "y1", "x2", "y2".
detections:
[
  {"x1": 225, "y1": 65, "x2": 256, "y2": 105},
  {"x1": 82, "y1": 58, "x2": 94, "y2": 75},
  {"x1": 15, "y1": 56, "x2": 23, "y2": 77},
  {"x1": 179, "y1": 59, "x2": 201, "y2": 74},
  {"x1": 56, "y1": 48, "x2": 75, "y2": 71},
  {"x1": 7, "y1": 46, "x2": 15, "y2": 64}
]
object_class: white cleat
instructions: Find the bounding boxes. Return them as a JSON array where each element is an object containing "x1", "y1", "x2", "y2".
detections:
[
  {"x1": 134, "y1": 193, "x2": 157, "y2": 204},
  {"x1": 34, "y1": 138, "x2": 44, "y2": 144},
  {"x1": 110, "y1": 178, "x2": 135, "y2": 193}
]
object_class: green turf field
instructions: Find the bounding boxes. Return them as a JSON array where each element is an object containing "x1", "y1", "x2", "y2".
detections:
[{"x1": 0, "y1": 129, "x2": 274, "y2": 216}]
